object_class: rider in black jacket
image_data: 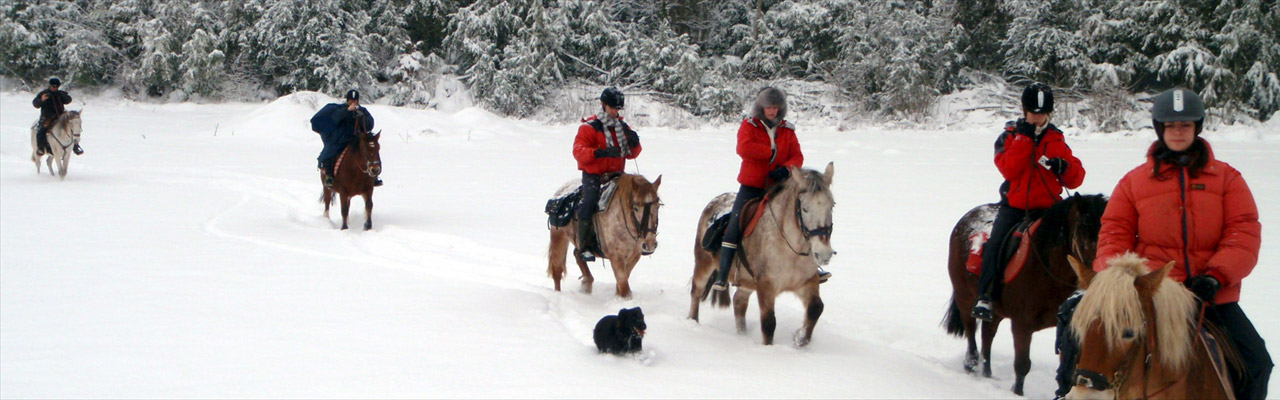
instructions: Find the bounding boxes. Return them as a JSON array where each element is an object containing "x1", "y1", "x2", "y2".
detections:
[{"x1": 32, "y1": 78, "x2": 80, "y2": 155}]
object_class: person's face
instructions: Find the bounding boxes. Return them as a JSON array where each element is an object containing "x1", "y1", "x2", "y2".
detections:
[
  {"x1": 50, "y1": 85, "x2": 59, "y2": 91},
  {"x1": 764, "y1": 105, "x2": 780, "y2": 120},
  {"x1": 603, "y1": 103, "x2": 621, "y2": 118},
  {"x1": 347, "y1": 99, "x2": 358, "y2": 107},
  {"x1": 1024, "y1": 111, "x2": 1049, "y2": 126},
  {"x1": 1162, "y1": 121, "x2": 1197, "y2": 151}
]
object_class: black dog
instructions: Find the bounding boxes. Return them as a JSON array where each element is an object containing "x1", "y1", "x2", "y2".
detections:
[{"x1": 593, "y1": 307, "x2": 646, "y2": 354}]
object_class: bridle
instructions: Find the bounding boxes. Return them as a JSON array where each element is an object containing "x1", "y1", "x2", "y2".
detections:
[
  {"x1": 768, "y1": 187, "x2": 833, "y2": 257},
  {"x1": 47, "y1": 114, "x2": 81, "y2": 152},
  {"x1": 624, "y1": 195, "x2": 660, "y2": 241},
  {"x1": 354, "y1": 117, "x2": 380, "y2": 179},
  {"x1": 1074, "y1": 303, "x2": 1190, "y2": 399}
]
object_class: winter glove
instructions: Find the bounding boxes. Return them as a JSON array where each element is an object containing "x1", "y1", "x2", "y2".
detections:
[
  {"x1": 1045, "y1": 157, "x2": 1069, "y2": 175},
  {"x1": 767, "y1": 167, "x2": 790, "y2": 181},
  {"x1": 594, "y1": 147, "x2": 622, "y2": 159},
  {"x1": 624, "y1": 130, "x2": 639, "y2": 148},
  {"x1": 1186, "y1": 275, "x2": 1220, "y2": 304},
  {"x1": 1015, "y1": 121, "x2": 1037, "y2": 138}
]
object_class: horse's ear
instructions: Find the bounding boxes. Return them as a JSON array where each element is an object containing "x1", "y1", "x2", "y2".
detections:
[
  {"x1": 1068, "y1": 255, "x2": 1096, "y2": 289},
  {"x1": 822, "y1": 161, "x2": 834, "y2": 186},
  {"x1": 1135, "y1": 260, "x2": 1174, "y2": 299},
  {"x1": 652, "y1": 175, "x2": 661, "y2": 191}
]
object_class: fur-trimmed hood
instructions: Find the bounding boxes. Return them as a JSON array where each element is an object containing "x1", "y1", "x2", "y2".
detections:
[{"x1": 751, "y1": 87, "x2": 787, "y2": 124}]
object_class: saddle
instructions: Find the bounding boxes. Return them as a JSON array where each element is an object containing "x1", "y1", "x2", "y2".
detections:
[
  {"x1": 544, "y1": 175, "x2": 620, "y2": 228},
  {"x1": 965, "y1": 217, "x2": 1043, "y2": 284},
  {"x1": 699, "y1": 187, "x2": 780, "y2": 252}
]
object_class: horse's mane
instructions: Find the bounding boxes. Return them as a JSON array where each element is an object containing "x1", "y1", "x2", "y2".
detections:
[
  {"x1": 778, "y1": 168, "x2": 830, "y2": 196},
  {"x1": 613, "y1": 174, "x2": 654, "y2": 207},
  {"x1": 1071, "y1": 252, "x2": 1199, "y2": 373},
  {"x1": 1036, "y1": 193, "x2": 1108, "y2": 247},
  {"x1": 53, "y1": 110, "x2": 80, "y2": 127}
]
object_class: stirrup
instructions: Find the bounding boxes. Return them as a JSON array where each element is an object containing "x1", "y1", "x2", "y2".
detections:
[
  {"x1": 576, "y1": 249, "x2": 596, "y2": 262},
  {"x1": 72, "y1": 144, "x2": 84, "y2": 155},
  {"x1": 324, "y1": 176, "x2": 334, "y2": 188},
  {"x1": 373, "y1": 179, "x2": 383, "y2": 187},
  {"x1": 817, "y1": 269, "x2": 832, "y2": 283},
  {"x1": 972, "y1": 299, "x2": 994, "y2": 322},
  {"x1": 710, "y1": 279, "x2": 729, "y2": 292}
]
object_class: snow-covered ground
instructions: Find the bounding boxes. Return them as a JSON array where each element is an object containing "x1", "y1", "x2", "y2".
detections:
[{"x1": 2, "y1": 91, "x2": 1277, "y2": 398}]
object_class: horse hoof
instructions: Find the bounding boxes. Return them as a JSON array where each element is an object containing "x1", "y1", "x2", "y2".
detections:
[{"x1": 792, "y1": 329, "x2": 810, "y2": 347}]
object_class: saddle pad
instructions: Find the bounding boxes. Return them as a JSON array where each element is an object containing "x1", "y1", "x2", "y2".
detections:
[
  {"x1": 545, "y1": 176, "x2": 619, "y2": 227},
  {"x1": 741, "y1": 195, "x2": 768, "y2": 238},
  {"x1": 965, "y1": 219, "x2": 1042, "y2": 284}
]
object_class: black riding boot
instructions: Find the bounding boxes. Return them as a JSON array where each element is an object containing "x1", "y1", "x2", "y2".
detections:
[
  {"x1": 321, "y1": 161, "x2": 334, "y2": 188},
  {"x1": 576, "y1": 217, "x2": 597, "y2": 262},
  {"x1": 73, "y1": 143, "x2": 84, "y2": 155},
  {"x1": 35, "y1": 126, "x2": 51, "y2": 155},
  {"x1": 711, "y1": 245, "x2": 736, "y2": 291}
]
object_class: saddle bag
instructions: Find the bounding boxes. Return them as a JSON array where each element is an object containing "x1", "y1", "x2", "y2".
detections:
[
  {"x1": 700, "y1": 213, "x2": 732, "y2": 252},
  {"x1": 545, "y1": 189, "x2": 581, "y2": 227}
]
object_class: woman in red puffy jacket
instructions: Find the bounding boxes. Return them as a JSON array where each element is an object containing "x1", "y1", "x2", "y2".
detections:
[
  {"x1": 710, "y1": 87, "x2": 825, "y2": 291},
  {"x1": 972, "y1": 83, "x2": 1086, "y2": 321},
  {"x1": 1059, "y1": 88, "x2": 1270, "y2": 400}
]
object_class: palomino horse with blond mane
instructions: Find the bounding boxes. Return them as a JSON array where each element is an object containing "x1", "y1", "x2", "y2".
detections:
[
  {"x1": 1064, "y1": 253, "x2": 1239, "y2": 400},
  {"x1": 547, "y1": 173, "x2": 662, "y2": 298},
  {"x1": 30, "y1": 110, "x2": 83, "y2": 180},
  {"x1": 688, "y1": 163, "x2": 835, "y2": 346}
]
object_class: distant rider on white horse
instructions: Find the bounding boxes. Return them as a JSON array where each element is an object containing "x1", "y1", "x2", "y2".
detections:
[{"x1": 33, "y1": 77, "x2": 82, "y2": 155}]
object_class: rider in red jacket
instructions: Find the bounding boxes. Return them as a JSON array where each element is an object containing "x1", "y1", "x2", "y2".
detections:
[
  {"x1": 711, "y1": 87, "x2": 826, "y2": 291},
  {"x1": 972, "y1": 83, "x2": 1085, "y2": 321},
  {"x1": 571, "y1": 87, "x2": 641, "y2": 262}
]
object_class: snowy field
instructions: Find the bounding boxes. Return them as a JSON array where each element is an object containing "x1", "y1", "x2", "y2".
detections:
[{"x1": 2, "y1": 91, "x2": 1278, "y2": 398}]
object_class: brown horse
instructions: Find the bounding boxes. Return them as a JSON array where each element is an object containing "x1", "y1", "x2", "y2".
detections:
[
  {"x1": 546, "y1": 173, "x2": 662, "y2": 298},
  {"x1": 688, "y1": 163, "x2": 835, "y2": 346},
  {"x1": 1064, "y1": 253, "x2": 1238, "y2": 400},
  {"x1": 942, "y1": 193, "x2": 1108, "y2": 395},
  {"x1": 320, "y1": 125, "x2": 382, "y2": 230}
]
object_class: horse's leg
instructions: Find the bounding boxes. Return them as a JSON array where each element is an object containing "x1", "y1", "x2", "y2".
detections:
[
  {"x1": 340, "y1": 195, "x2": 351, "y2": 230},
  {"x1": 733, "y1": 288, "x2": 752, "y2": 334},
  {"x1": 1010, "y1": 321, "x2": 1033, "y2": 396},
  {"x1": 796, "y1": 286, "x2": 824, "y2": 347},
  {"x1": 689, "y1": 247, "x2": 715, "y2": 321},
  {"x1": 46, "y1": 154, "x2": 54, "y2": 176},
  {"x1": 964, "y1": 315, "x2": 980, "y2": 373},
  {"x1": 57, "y1": 152, "x2": 68, "y2": 179},
  {"x1": 612, "y1": 255, "x2": 636, "y2": 299},
  {"x1": 548, "y1": 229, "x2": 570, "y2": 291},
  {"x1": 322, "y1": 187, "x2": 332, "y2": 219},
  {"x1": 757, "y1": 289, "x2": 778, "y2": 345},
  {"x1": 362, "y1": 192, "x2": 373, "y2": 230},
  {"x1": 574, "y1": 251, "x2": 594, "y2": 295},
  {"x1": 980, "y1": 318, "x2": 1001, "y2": 378}
]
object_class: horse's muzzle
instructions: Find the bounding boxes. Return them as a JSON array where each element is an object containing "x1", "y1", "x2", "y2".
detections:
[
  {"x1": 368, "y1": 162, "x2": 382, "y2": 177},
  {"x1": 640, "y1": 242, "x2": 657, "y2": 255}
]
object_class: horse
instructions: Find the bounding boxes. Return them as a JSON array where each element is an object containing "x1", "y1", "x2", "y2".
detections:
[
  {"x1": 30, "y1": 110, "x2": 82, "y2": 180},
  {"x1": 688, "y1": 163, "x2": 835, "y2": 347},
  {"x1": 1064, "y1": 253, "x2": 1239, "y2": 400},
  {"x1": 546, "y1": 173, "x2": 662, "y2": 298},
  {"x1": 941, "y1": 193, "x2": 1108, "y2": 395},
  {"x1": 320, "y1": 124, "x2": 382, "y2": 230}
]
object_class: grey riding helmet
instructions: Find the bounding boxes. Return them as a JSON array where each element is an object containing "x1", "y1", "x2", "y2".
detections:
[{"x1": 1152, "y1": 88, "x2": 1205, "y2": 136}]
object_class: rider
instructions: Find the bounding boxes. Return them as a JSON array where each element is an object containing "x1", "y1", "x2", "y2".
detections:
[
  {"x1": 972, "y1": 83, "x2": 1085, "y2": 321},
  {"x1": 710, "y1": 87, "x2": 828, "y2": 292},
  {"x1": 1053, "y1": 88, "x2": 1271, "y2": 400},
  {"x1": 572, "y1": 87, "x2": 641, "y2": 262},
  {"x1": 32, "y1": 77, "x2": 80, "y2": 155},
  {"x1": 316, "y1": 89, "x2": 379, "y2": 188}
]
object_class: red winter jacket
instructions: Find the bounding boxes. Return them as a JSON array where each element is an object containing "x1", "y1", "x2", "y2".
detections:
[
  {"x1": 994, "y1": 122, "x2": 1085, "y2": 210},
  {"x1": 737, "y1": 117, "x2": 803, "y2": 189},
  {"x1": 573, "y1": 115, "x2": 641, "y2": 175},
  {"x1": 1093, "y1": 139, "x2": 1261, "y2": 304}
]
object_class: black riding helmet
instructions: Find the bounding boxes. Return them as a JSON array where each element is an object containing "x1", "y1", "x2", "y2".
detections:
[
  {"x1": 345, "y1": 89, "x2": 360, "y2": 101},
  {"x1": 1151, "y1": 88, "x2": 1205, "y2": 137},
  {"x1": 1021, "y1": 83, "x2": 1054, "y2": 114},
  {"x1": 49, "y1": 77, "x2": 61, "y2": 87},
  {"x1": 601, "y1": 87, "x2": 624, "y2": 109}
]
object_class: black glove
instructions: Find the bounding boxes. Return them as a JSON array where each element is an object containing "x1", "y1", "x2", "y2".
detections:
[
  {"x1": 624, "y1": 130, "x2": 639, "y2": 148},
  {"x1": 1186, "y1": 275, "x2": 1220, "y2": 304},
  {"x1": 1015, "y1": 121, "x2": 1037, "y2": 138},
  {"x1": 767, "y1": 167, "x2": 790, "y2": 181},
  {"x1": 594, "y1": 147, "x2": 622, "y2": 158},
  {"x1": 1045, "y1": 157, "x2": 1068, "y2": 175}
]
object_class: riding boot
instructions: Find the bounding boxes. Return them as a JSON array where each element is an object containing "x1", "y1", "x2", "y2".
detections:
[
  {"x1": 576, "y1": 217, "x2": 596, "y2": 262},
  {"x1": 36, "y1": 126, "x2": 51, "y2": 155},
  {"x1": 322, "y1": 162, "x2": 335, "y2": 188},
  {"x1": 374, "y1": 178, "x2": 383, "y2": 187},
  {"x1": 972, "y1": 293, "x2": 994, "y2": 322},
  {"x1": 73, "y1": 143, "x2": 84, "y2": 155},
  {"x1": 711, "y1": 245, "x2": 736, "y2": 292}
]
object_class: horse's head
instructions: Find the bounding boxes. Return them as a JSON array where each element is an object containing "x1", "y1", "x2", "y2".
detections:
[
  {"x1": 1067, "y1": 253, "x2": 1198, "y2": 399},
  {"x1": 788, "y1": 162, "x2": 836, "y2": 266},
  {"x1": 359, "y1": 130, "x2": 382, "y2": 178},
  {"x1": 624, "y1": 174, "x2": 662, "y2": 255},
  {"x1": 1040, "y1": 193, "x2": 1108, "y2": 271},
  {"x1": 60, "y1": 110, "x2": 83, "y2": 141}
]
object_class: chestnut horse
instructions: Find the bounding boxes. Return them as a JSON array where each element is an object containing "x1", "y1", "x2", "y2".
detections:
[
  {"x1": 942, "y1": 193, "x2": 1107, "y2": 395},
  {"x1": 320, "y1": 123, "x2": 382, "y2": 230},
  {"x1": 1064, "y1": 253, "x2": 1238, "y2": 400},
  {"x1": 546, "y1": 173, "x2": 662, "y2": 298},
  {"x1": 30, "y1": 110, "x2": 82, "y2": 180},
  {"x1": 688, "y1": 163, "x2": 835, "y2": 347}
]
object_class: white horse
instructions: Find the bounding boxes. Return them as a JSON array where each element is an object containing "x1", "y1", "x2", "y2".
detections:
[
  {"x1": 689, "y1": 162, "x2": 836, "y2": 346},
  {"x1": 30, "y1": 110, "x2": 82, "y2": 180}
]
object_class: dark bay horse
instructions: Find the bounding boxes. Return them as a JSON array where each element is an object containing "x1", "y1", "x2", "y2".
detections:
[
  {"x1": 942, "y1": 193, "x2": 1108, "y2": 395},
  {"x1": 688, "y1": 163, "x2": 835, "y2": 346},
  {"x1": 1065, "y1": 254, "x2": 1238, "y2": 400},
  {"x1": 547, "y1": 173, "x2": 662, "y2": 298},
  {"x1": 320, "y1": 124, "x2": 382, "y2": 230}
]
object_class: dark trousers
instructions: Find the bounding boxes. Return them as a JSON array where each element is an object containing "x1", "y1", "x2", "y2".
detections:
[
  {"x1": 977, "y1": 203, "x2": 1027, "y2": 299},
  {"x1": 1054, "y1": 300, "x2": 1272, "y2": 400},
  {"x1": 577, "y1": 172, "x2": 602, "y2": 220},
  {"x1": 721, "y1": 185, "x2": 766, "y2": 248},
  {"x1": 36, "y1": 118, "x2": 52, "y2": 152},
  {"x1": 1054, "y1": 291, "x2": 1085, "y2": 398},
  {"x1": 317, "y1": 136, "x2": 353, "y2": 175}
]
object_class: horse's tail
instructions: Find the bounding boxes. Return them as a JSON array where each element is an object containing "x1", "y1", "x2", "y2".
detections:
[
  {"x1": 707, "y1": 274, "x2": 730, "y2": 308},
  {"x1": 942, "y1": 296, "x2": 965, "y2": 336}
]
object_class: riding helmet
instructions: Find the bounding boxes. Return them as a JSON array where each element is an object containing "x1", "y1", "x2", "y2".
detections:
[
  {"x1": 1021, "y1": 83, "x2": 1054, "y2": 114},
  {"x1": 49, "y1": 77, "x2": 61, "y2": 87},
  {"x1": 345, "y1": 89, "x2": 360, "y2": 101},
  {"x1": 1151, "y1": 87, "x2": 1205, "y2": 136},
  {"x1": 601, "y1": 87, "x2": 624, "y2": 109}
]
